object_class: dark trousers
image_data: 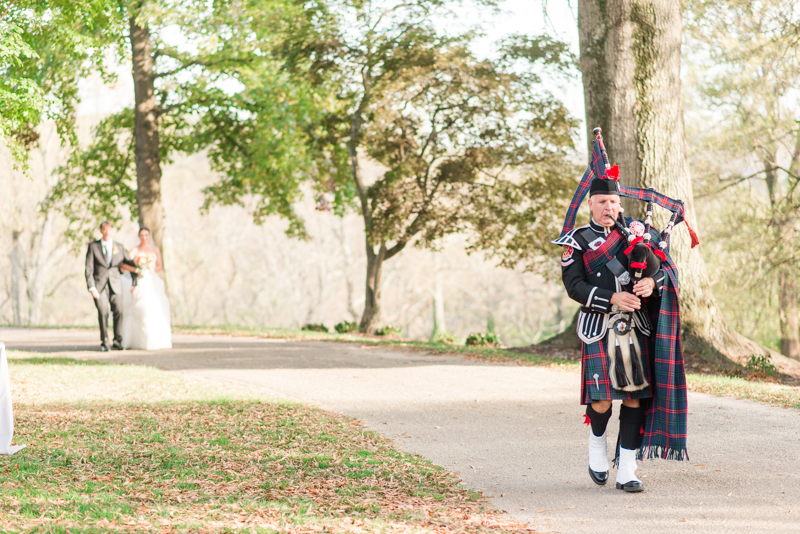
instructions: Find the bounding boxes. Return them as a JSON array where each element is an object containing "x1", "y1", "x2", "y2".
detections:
[{"x1": 94, "y1": 284, "x2": 122, "y2": 347}]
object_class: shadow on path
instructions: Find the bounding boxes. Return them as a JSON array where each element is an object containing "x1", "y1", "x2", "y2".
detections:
[{"x1": 0, "y1": 327, "x2": 482, "y2": 371}]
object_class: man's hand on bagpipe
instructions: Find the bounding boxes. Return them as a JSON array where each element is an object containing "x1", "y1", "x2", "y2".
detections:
[
  {"x1": 611, "y1": 291, "x2": 642, "y2": 312},
  {"x1": 632, "y1": 277, "x2": 655, "y2": 298}
]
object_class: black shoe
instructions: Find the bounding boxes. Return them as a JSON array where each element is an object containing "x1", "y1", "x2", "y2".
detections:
[
  {"x1": 589, "y1": 466, "x2": 609, "y2": 486},
  {"x1": 111, "y1": 343, "x2": 123, "y2": 351},
  {"x1": 100, "y1": 345, "x2": 109, "y2": 352},
  {"x1": 616, "y1": 480, "x2": 644, "y2": 492}
]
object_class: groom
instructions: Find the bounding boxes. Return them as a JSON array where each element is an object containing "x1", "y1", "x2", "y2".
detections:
[{"x1": 85, "y1": 221, "x2": 136, "y2": 351}]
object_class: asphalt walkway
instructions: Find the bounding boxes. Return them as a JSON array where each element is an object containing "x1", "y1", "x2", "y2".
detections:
[{"x1": 3, "y1": 327, "x2": 799, "y2": 533}]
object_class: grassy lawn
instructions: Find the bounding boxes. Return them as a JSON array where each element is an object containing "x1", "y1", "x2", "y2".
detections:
[
  {"x1": 3, "y1": 353, "x2": 532, "y2": 533},
  {"x1": 686, "y1": 373, "x2": 800, "y2": 409}
]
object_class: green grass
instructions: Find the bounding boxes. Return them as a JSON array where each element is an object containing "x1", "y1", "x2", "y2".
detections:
[
  {"x1": 687, "y1": 373, "x2": 800, "y2": 409},
  {"x1": 2, "y1": 353, "x2": 530, "y2": 533}
]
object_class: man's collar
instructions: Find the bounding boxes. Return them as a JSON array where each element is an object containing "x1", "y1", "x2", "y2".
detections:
[
  {"x1": 101, "y1": 238, "x2": 113, "y2": 245},
  {"x1": 590, "y1": 218, "x2": 613, "y2": 235}
]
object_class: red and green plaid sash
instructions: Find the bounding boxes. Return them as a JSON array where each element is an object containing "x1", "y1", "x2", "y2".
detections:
[
  {"x1": 582, "y1": 229, "x2": 625, "y2": 275},
  {"x1": 579, "y1": 224, "x2": 689, "y2": 462},
  {"x1": 641, "y1": 253, "x2": 688, "y2": 461}
]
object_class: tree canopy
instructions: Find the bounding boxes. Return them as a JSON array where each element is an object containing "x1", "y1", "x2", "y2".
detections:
[
  {"x1": 14, "y1": 0, "x2": 333, "y2": 244},
  {"x1": 1, "y1": 0, "x2": 119, "y2": 164},
  {"x1": 205, "y1": 0, "x2": 580, "y2": 330}
]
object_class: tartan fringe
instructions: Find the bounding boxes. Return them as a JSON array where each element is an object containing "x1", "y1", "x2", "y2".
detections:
[
  {"x1": 612, "y1": 445, "x2": 690, "y2": 467},
  {"x1": 638, "y1": 445, "x2": 690, "y2": 462}
]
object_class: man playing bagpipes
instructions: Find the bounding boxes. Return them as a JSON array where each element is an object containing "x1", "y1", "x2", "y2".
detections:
[{"x1": 553, "y1": 128, "x2": 697, "y2": 492}]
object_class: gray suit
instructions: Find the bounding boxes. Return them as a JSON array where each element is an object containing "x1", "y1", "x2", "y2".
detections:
[{"x1": 85, "y1": 240, "x2": 136, "y2": 347}]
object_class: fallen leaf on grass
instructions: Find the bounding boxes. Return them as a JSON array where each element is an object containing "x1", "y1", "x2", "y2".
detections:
[{"x1": 5, "y1": 399, "x2": 534, "y2": 533}]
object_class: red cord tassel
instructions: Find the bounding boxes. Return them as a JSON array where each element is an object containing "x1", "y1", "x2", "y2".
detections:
[{"x1": 686, "y1": 221, "x2": 700, "y2": 248}]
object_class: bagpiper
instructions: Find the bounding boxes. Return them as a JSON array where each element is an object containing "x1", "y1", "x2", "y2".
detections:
[{"x1": 553, "y1": 128, "x2": 697, "y2": 492}]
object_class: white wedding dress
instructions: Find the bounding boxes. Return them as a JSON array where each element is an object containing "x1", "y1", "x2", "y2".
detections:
[{"x1": 121, "y1": 254, "x2": 172, "y2": 350}]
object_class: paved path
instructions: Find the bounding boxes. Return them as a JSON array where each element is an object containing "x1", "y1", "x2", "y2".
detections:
[{"x1": 4, "y1": 327, "x2": 800, "y2": 533}]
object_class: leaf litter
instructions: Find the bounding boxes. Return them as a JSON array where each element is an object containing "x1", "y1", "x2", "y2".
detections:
[{"x1": 1, "y1": 357, "x2": 536, "y2": 533}]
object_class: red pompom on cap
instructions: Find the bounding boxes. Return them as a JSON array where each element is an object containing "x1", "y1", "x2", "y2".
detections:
[{"x1": 603, "y1": 164, "x2": 620, "y2": 181}]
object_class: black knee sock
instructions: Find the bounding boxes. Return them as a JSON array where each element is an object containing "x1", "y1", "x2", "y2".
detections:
[
  {"x1": 586, "y1": 404, "x2": 612, "y2": 437},
  {"x1": 619, "y1": 404, "x2": 646, "y2": 450}
]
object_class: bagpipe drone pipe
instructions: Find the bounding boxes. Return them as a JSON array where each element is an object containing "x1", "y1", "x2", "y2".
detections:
[
  {"x1": 592, "y1": 127, "x2": 698, "y2": 285},
  {"x1": 554, "y1": 127, "x2": 700, "y2": 285}
]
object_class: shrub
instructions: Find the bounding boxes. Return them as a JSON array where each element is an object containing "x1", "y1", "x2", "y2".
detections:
[
  {"x1": 745, "y1": 354, "x2": 776, "y2": 377},
  {"x1": 334, "y1": 320, "x2": 358, "y2": 334},
  {"x1": 301, "y1": 323, "x2": 329, "y2": 333},
  {"x1": 465, "y1": 331, "x2": 502, "y2": 347},
  {"x1": 433, "y1": 332, "x2": 459, "y2": 344},
  {"x1": 375, "y1": 324, "x2": 402, "y2": 337}
]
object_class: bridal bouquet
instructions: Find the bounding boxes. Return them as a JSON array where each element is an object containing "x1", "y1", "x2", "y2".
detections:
[{"x1": 135, "y1": 253, "x2": 157, "y2": 278}]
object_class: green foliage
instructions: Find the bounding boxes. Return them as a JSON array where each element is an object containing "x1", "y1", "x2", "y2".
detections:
[
  {"x1": 1, "y1": 1, "x2": 122, "y2": 165},
  {"x1": 8, "y1": 0, "x2": 344, "y2": 244},
  {"x1": 334, "y1": 320, "x2": 358, "y2": 334},
  {"x1": 162, "y1": 0, "x2": 354, "y2": 237},
  {"x1": 302, "y1": 323, "x2": 329, "y2": 333},
  {"x1": 433, "y1": 332, "x2": 459, "y2": 345},
  {"x1": 0, "y1": 23, "x2": 45, "y2": 165},
  {"x1": 465, "y1": 331, "x2": 502, "y2": 347},
  {"x1": 375, "y1": 324, "x2": 402, "y2": 337},
  {"x1": 46, "y1": 110, "x2": 138, "y2": 247},
  {"x1": 745, "y1": 354, "x2": 777, "y2": 378},
  {"x1": 246, "y1": 0, "x2": 579, "y2": 272}
]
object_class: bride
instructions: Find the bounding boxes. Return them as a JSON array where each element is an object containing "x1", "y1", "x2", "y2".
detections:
[{"x1": 120, "y1": 227, "x2": 172, "y2": 350}]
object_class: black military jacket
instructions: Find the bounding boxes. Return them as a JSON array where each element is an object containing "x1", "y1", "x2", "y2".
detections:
[{"x1": 560, "y1": 219, "x2": 666, "y2": 314}]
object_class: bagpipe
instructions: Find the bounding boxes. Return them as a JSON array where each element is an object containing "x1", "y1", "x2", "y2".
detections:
[{"x1": 556, "y1": 127, "x2": 699, "y2": 284}]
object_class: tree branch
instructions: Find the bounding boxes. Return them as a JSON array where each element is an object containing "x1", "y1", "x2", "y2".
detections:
[
  {"x1": 695, "y1": 167, "x2": 774, "y2": 198},
  {"x1": 369, "y1": 2, "x2": 416, "y2": 32}
]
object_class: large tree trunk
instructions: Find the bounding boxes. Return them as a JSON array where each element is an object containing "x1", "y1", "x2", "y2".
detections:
[
  {"x1": 576, "y1": 0, "x2": 787, "y2": 368},
  {"x1": 360, "y1": 243, "x2": 386, "y2": 333},
  {"x1": 537, "y1": 310, "x2": 581, "y2": 350},
  {"x1": 28, "y1": 127, "x2": 59, "y2": 326},
  {"x1": 130, "y1": 9, "x2": 165, "y2": 256}
]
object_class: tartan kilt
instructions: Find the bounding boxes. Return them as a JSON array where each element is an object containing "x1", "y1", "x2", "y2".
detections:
[{"x1": 580, "y1": 329, "x2": 653, "y2": 405}]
